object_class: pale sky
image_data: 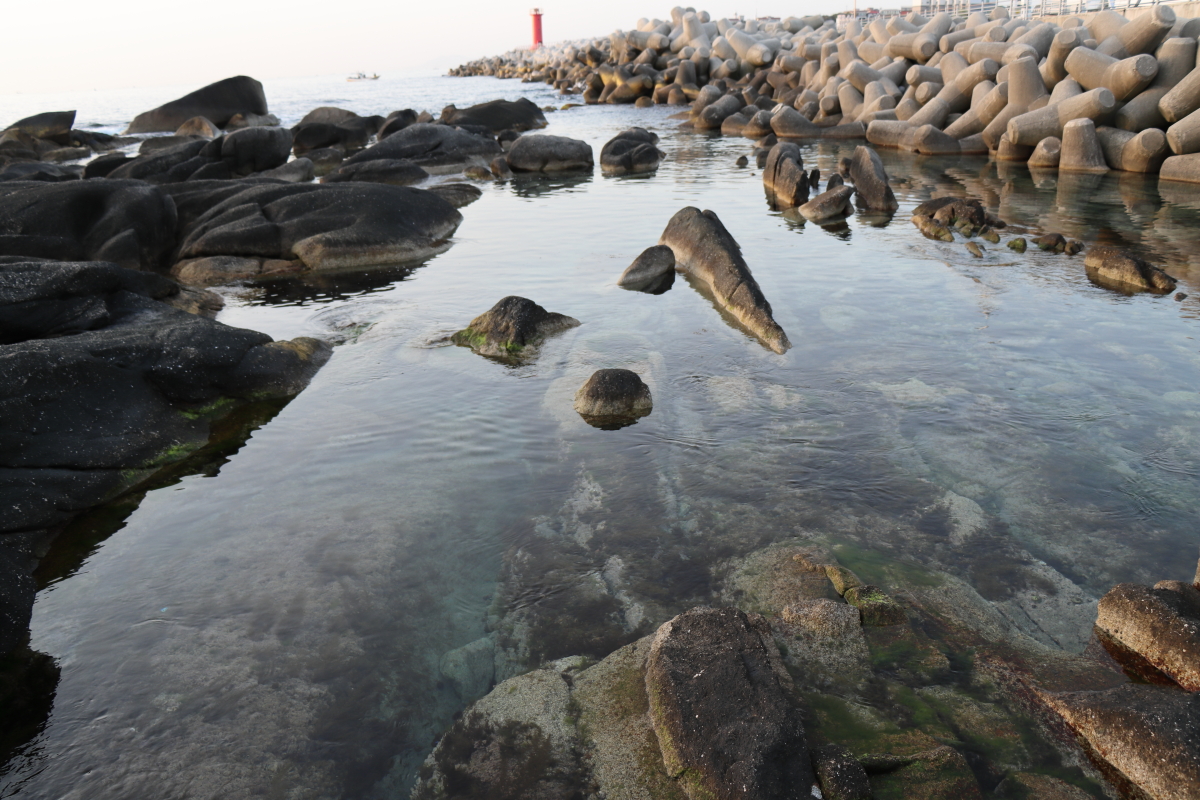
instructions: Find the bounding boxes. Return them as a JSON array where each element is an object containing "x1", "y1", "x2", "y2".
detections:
[{"x1": 0, "y1": 0, "x2": 841, "y2": 95}]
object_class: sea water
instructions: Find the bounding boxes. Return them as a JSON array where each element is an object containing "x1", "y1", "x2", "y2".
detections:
[{"x1": 1, "y1": 74, "x2": 1198, "y2": 798}]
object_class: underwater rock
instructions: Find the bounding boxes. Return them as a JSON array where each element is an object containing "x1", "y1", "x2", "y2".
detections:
[
  {"x1": 811, "y1": 743, "x2": 871, "y2": 800},
  {"x1": 645, "y1": 607, "x2": 817, "y2": 800},
  {"x1": 1096, "y1": 581, "x2": 1200, "y2": 691},
  {"x1": 1084, "y1": 246, "x2": 1177, "y2": 293},
  {"x1": 843, "y1": 585, "x2": 907, "y2": 626},
  {"x1": 659, "y1": 207, "x2": 791, "y2": 354},
  {"x1": 1039, "y1": 684, "x2": 1200, "y2": 800},
  {"x1": 617, "y1": 244, "x2": 675, "y2": 292},
  {"x1": 866, "y1": 745, "x2": 983, "y2": 799},
  {"x1": 451, "y1": 296, "x2": 579, "y2": 359},
  {"x1": 573, "y1": 369, "x2": 653, "y2": 423}
]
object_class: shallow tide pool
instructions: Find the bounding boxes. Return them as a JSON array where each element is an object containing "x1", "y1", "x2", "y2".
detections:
[{"x1": 2, "y1": 87, "x2": 1199, "y2": 798}]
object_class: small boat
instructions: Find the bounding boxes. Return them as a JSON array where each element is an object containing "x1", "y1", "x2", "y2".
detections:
[{"x1": 347, "y1": 72, "x2": 380, "y2": 81}]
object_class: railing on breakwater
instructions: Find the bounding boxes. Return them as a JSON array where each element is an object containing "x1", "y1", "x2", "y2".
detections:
[{"x1": 840, "y1": 0, "x2": 1180, "y2": 28}]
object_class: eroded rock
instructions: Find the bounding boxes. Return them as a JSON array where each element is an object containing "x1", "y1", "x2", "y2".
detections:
[{"x1": 1096, "y1": 581, "x2": 1200, "y2": 690}]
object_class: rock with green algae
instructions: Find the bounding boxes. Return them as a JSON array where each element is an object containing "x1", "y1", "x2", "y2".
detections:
[
  {"x1": 994, "y1": 771, "x2": 1095, "y2": 799},
  {"x1": 866, "y1": 745, "x2": 983, "y2": 800},
  {"x1": 811, "y1": 743, "x2": 872, "y2": 800},
  {"x1": 451, "y1": 295, "x2": 579, "y2": 360},
  {"x1": 844, "y1": 584, "x2": 907, "y2": 626},
  {"x1": 1008, "y1": 237, "x2": 1028, "y2": 253}
]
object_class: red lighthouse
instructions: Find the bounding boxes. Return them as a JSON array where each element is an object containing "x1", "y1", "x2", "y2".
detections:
[{"x1": 531, "y1": 8, "x2": 543, "y2": 49}]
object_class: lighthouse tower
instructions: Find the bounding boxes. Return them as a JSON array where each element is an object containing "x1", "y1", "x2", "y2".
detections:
[{"x1": 531, "y1": 8, "x2": 543, "y2": 49}]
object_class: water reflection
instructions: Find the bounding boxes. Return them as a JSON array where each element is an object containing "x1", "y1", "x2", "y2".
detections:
[
  {"x1": 508, "y1": 172, "x2": 593, "y2": 198},
  {"x1": 246, "y1": 263, "x2": 428, "y2": 307}
]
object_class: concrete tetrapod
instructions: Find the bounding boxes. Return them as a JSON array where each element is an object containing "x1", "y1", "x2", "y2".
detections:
[
  {"x1": 658, "y1": 207, "x2": 791, "y2": 354},
  {"x1": 1007, "y1": 88, "x2": 1117, "y2": 147},
  {"x1": 1059, "y1": 118, "x2": 1109, "y2": 173}
]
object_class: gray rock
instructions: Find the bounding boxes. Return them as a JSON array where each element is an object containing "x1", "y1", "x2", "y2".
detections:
[
  {"x1": 344, "y1": 123, "x2": 501, "y2": 174},
  {"x1": 507, "y1": 134, "x2": 594, "y2": 173},
  {"x1": 1084, "y1": 246, "x2": 1177, "y2": 293},
  {"x1": 2, "y1": 110, "x2": 75, "y2": 145},
  {"x1": 451, "y1": 296, "x2": 579, "y2": 359},
  {"x1": 251, "y1": 158, "x2": 314, "y2": 183},
  {"x1": 320, "y1": 159, "x2": 428, "y2": 186},
  {"x1": 426, "y1": 182, "x2": 483, "y2": 208},
  {"x1": 658, "y1": 207, "x2": 791, "y2": 354},
  {"x1": 221, "y1": 126, "x2": 292, "y2": 175},
  {"x1": 573, "y1": 369, "x2": 653, "y2": 421},
  {"x1": 811, "y1": 743, "x2": 871, "y2": 800},
  {"x1": 440, "y1": 636, "x2": 496, "y2": 704},
  {"x1": 848, "y1": 145, "x2": 899, "y2": 212},
  {"x1": 125, "y1": 76, "x2": 268, "y2": 133},
  {"x1": 617, "y1": 244, "x2": 675, "y2": 292}
]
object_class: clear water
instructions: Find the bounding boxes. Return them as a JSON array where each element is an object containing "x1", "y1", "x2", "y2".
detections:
[{"x1": 2, "y1": 78, "x2": 1199, "y2": 799}]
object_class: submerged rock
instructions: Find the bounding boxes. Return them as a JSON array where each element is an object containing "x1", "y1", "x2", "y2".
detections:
[
  {"x1": 1084, "y1": 246, "x2": 1177, "y2": 293},
  {"x1": 507, "y1": 134, "x2": 594, "y2": 173},
  {"x1": 600, "y1": 127, "x2": 664, "y2": 175},
  {"x1": 573, "y1": 369, "x2": 653, "y2": 422},
  {"x1": 658, "y1": 207, "x2": 791, "y2": 354},
  {"x1": 843, "y1": 585, "x2": 907, "y2": 626},
  {"x1": 811, "y1": 743, "x2": 871, "y2": 800},
  {"x1": 426, "y1": 182, "x2": 483, "y2": 208},
  {"x1": 646, "y1": 607, "x2": 816, "y2": 800},
  {"x1": 617, "y1": 244, "x2": 675, "y2": 293},
  {"x1": 125, "y1": 76, "x2": 269, "y2": 133},
  {"x1": 451, "y1": 296, "x2": 579, "y2": 359}
]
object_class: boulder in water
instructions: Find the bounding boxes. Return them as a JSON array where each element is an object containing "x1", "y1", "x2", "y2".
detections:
[
  {"x1": 507, "y1": 134, "x2": 594, "y2": 172},
  {"x1": 440, "y1": 98, "x2": 547, "y2": 132},
  {"x1": 125, "y1": 76, "x2": 269, "y2": 133},
  {"x1": 1084, "y1": 246, "x2": 1177, "y2": 292},
  {"x1": 600, "y1": 128, "x2": 664, "y2": 175},
  {"x1": 344, "y1": 123, "x2": 501, "y2": 174},
  {"x1": 617, "y1": 244, "x2": 675, "y2": 293},
  {"x1": 573, "y1": 369, "x2": 653, "y2": 422},
  {"x1": 848, "y1": 145, "x2": 898, "y2": 212},
  {"x1": 451, "y1": 295, "x2": 579, "y2": 359},
  {"x1": 3, "y1": 111, "x2": 75, "y2": 146}
]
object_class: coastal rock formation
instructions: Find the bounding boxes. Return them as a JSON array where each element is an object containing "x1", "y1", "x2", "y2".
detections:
[
  {"x1": 506, "y1": 134, "x2": 594, "y2": 172},
  {"x1": 799, "y1": 185, "x2": 854, "y2": 222},
  {"x1": 320, "y1": 159, "x2": 428, "y2": 186},
  {"x1": 617, "y1": 244, "x2": 675, "y2": 293},
  {"x1": 3, "y1": 111, "x2": 75, "y2": 145},
  {"x1": 600, "y1": 127, "x2": 664, "y2": 174},
  {"x1": 220, "y1": 126, "x2": 293, "y2": 175},
  {"x1": 1095, "y1": 580, "x2": 1200, "y2": 691},
  {"x1": 658, "y1": 207, "x2": 790, "y2": 354},
  {"x1": 762, "y1": 142, "x2": 809, "y2": 207},
  {"x1": 344, "y1": 123, "x2": 502, "y2": 173},
  {"x1": 290, "y1": 121, "x2": 368, "y2": 156},
  {"x1": 426, "y1": 182, "x2": 483, "y2": 208},
  {"x1": 848, "y1": 145, "x2": 898, "y2": 212},
  {"x1": 646, "y1": 607, "x2": 816, "y2": 800},
  {"x1": 1084, "y1": 246, "x2": 1177, "y2": 293},
  {"x1": 175, "y1": 183, "x2": 463, "y2": 272},
  {"x1": 440, "y1": 98, "x2": 547, "y2": 132},
  {"x1": 573, "y1": 369, "x2": 653, "y2": 422},
  {"x1": 451, "y1": 296, "x2": 579, "y2": 359},
  {"x1": 125, "y1": 76, "x2": 269, "y2": 133},
  {"x1": 0, "y1": 180, "x2": 177, "y2": 269}
]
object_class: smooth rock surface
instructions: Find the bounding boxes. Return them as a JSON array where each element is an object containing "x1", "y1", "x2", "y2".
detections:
[
  {"x1": 618, "y1": 244, "x2": 676, "y2": 292},
  {"x1": 126, "y1": 76, "x2": 269, "y2": 133},
  {"x1": 451, "y1": 295, "x2": 580, "y2": 359},
  {"x1": 573, "y1": 369, "x2": 653, "y2": 420}
]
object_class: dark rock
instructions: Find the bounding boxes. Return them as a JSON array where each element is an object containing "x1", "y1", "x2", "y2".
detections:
[
  {"x1": 573, "y1": 369, "x2": 653, "y2": 422},
  {"x1": 600, "y1": 128, "x2": 664, "y2": 175},
  {"x1": 507, "y1": 134, "x2": 594, "y2": 173},
  {"x1": 426, "y1": 182, "x2": 482, "y2": 208},
  {"x1": 811, "y1": 743, "x2": 871, "y2": 800},
  {"x1": 763, "y1": 142, "x2": 809, "y2": 207},
  {"x1": 912, "y1": 197, "x2": 987, "y2": 228},
  {"x1": 176, "y1": 183, "x2": 462, "y2": 271},
  {"x1": 252, "y1": 158, "x2": 314, "y2": 183},
  {"x1": 1084, "y1": 246, "x2": 1177, "y2": 293},
  {"x1": 221, "y1": 126, "x2": 292, "y2": 175},
  {"x1": 1034, "y1": 232, "x2": 1068, "y2": 252},
  {"x1": 108, "y1": 139, "x2": 209, "y2": 183},
  {"x1": 138, "y1": 135, "x2": 207, "y2": 155},
  {"x1": 736, "y1": 155, "x2": 749, "y2": 166},
  {"x1": 490, "y1": 156, "x2": 513, "y2": 179},
  {"x1": 1040, "y1": 684, "x2": 1200, "y2": 800},
  {"x1": 849, "y1": 145, "x2": 899, "y2": 212},
  {"x1": 827, "y1": 173, "x2": 845, "y2": 190},
  {"x1": 126, "y1": 76, "x2": 269, "y2": 133},
  {"x1": 440, "y1": 98, "x2": 547, "y2": 132},
  {"x1": 1178, "y1": 293, "x2": 1189, "y2": 301},
  {"x1": 42, "y1": 147, "x2": 90, "y2": 163},
  {"x1": 1096, "y1": 581, "x2": 1200, "y2": 691},
  {"x1": 224, "y1": 112, "x2": 280, "y2": 130},
  {"x1": 298, "y1": 107, "x2": 360, "y2": 126},
  {"x1": 618, "y1": 244, "x2": 675, "y2": 293},
  {"x1": 2, "y1": 111, "x2": 76, "y2": 146},
  {"x1": 645, "y1": 607, "x2": 816, "y2": 800},
  {"x1": 82, "y1": 153, "x2": 132, "y2": 180},
  {"x1": 843, "y1": 585, "x2": 906, "y2": 626},
  {"x1": 377, "y1": 109, "x2": 418, "y2": 139},
  {"x1": 497, "y1": 129, "x2": 522, "y2": 151},
  {"x1": 993, "y1": 772, "x2": 1095, "y2": 799},
  {"x1": 659, "y1": 207, "x2": 790, "y2": 354},
  {"x1": 867, "y1": 746, "x2": 983, "y2": 799},
  {"x1": 304, "y1": 147, "x2": 344, "y2": 177},
  {"x1": 291, "y1": 121, "x2": 368, "y2": 156},
  {"x1": 0, "y1": 180, "x2": 177, "y2": 269},
  {"x1": 799, "y1": 185, "x2": 855, "y2": 222},
  {"x1": 451, "y1": 296, "x2": 579, "y2": 359},
  {"x1": 320, "y1": 159, "x2": 428, "y2": 186},
  {"x1": 344, "y1": 123, "x2": 501, "y2": 173},
  {"x1": 0, "y1": 163, "x2": 81, "y2": 183}
]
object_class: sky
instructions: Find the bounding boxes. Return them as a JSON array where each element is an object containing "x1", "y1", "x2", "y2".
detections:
[{"x1": 0, "y1": 0, "x2": 841, "y2": 95}]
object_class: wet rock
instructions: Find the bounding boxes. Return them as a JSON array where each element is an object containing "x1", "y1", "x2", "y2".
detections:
[
  {"x1": 0, "y1": 163, "x2": 81, "y2": 183},
  {"x1": 252, "y1": 157, "x2": 313, "y2": 183},
  {"x1": 171, "y1": 255, "x2": 270, "y2": 286},
  {"x1": 126, "y1": 76, "x2": 268, "y2": 133},
  {"x1": 439, "y1": 636, "x2": 496, "y2": 705},
  {"x1": 2, "y1": 111, "x2": 75, "y2": 146},
  {"x1": 762, "y1": 142, "x2": 809, "y2": 207},
  {"x1": 658, "y1": 207, "x2": 791, "y2": 354},
  {"x1": 320, "y1": 158, "x2": 428, "y2": 186},
  {"x1": 843, "y1": 585, "x2": 906, "y2": 626},
  {"x1": 462, "y1": 165, "x2": 492, "y2": 180},
  {"x1": 780, "y1": 599, "x2": 870, "y2": 679},
  {"x1": 108, "y1": 138, "x2": 210, "y2": 182},
  {"x1": 994, "y1": 772, "x2": 1094, "y2": 799},
  {"x1": 1034, "y1": 233, "x2": 1068, "y2": 252},
  {"x1": 175, "y1": 116, "x2": 220, "y2": 138},
  {"x1": 451, "y1": 296, "x2": 579, "y2": 359},
  {"x1": 1008, "y1": 237, "x2": 1028, "y2": 253},
  {"x1": 81, "y1": 153, "x2": 132, "y2": 179},
  {"x1": 489, "y1": 156, "x2": 513, "y2": 179},
  {"x1": 867, "y1": 745, "x2": 983, "y2": 799},
  {"x1": 573, "y1": 369, "x2": 653, "y2": 422},
  {"x1": 1084, "y1": 246, "x2": 1177, "y2": 293},
  {"x1": 618, "y1": 244, "x2": 675, "y2": 292},
  {"x1": 848, "y1": 145, "x2": 898, "y2": 212},
  {"x1": 914, "y1": 197, "x2": 988, "y2": 229},
  {"x1": 1065, "y1": 239, "x2": 1085, "y2": 256},
  {"x1": 507, "y1": 134, "x2": 594, "y2": 173},
  {"x1": 426, "y1": 182, "x2": 483, "y2": 208},
  {"x1": 799, "y1": 185, "x2": 854, "y2": 222},
  {"x1": 600, "y1": 128, "x2": 664, "y2": 175},
  {"x1": 176, "y1": 183, "x2": 461, "y2": 271},
  {"x1": 343, "y1": 123, "x2": 501, "y2": 174},
  {"x1": 824, "y1": 565, "x2": 863, "y2": 596},
  {"x1": 376, "y1": 109, "x2": 417, "y2": 139},
  {"x1": 966, "y1": 241, "x2": 984, "y2": 258},
  {"x1": 440, "y1": 98, "x2": 548, "y2": 132},
  {"x1": 736, "y1": 155, "x2": 749, "y2": 167},
  {"x1": 0, "y1": 180, "x2": 177, "y2": 269},
  {"x1": 913, "y1": 215, "x2": 954, "y2": 242},
  {"x1": 1039, "y1": 684, "x2": 1200, "y2": 800},
  {"x1": 1095, "y1": 581, "x2": 1200, "y2": 690},
  {"x1": 811, "y1": 743, "x2": 871, "y2": 800},
  {"x1": 645, "y1": 607, "x2": 817, "y2": 800}
]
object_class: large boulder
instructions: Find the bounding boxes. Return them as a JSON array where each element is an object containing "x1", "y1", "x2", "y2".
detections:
[
  {"x1": 1040, "y1": 684, "x2": 1200, "y2": 800},
  {"x1": 343, "y1": 123, "x2": 501, "y2": 174},
  {"x1": 1095, "y1": 581, "x2": 1200, "y2": 690},
  {"x1": 174, "y1": 183, "x2": 462, "y2": 271},
  {"x1": 645, "y1": 607, "x2": 816, "y2": 800},
  {"x1": 377, "y1": 109, "x2": 418, "y2": 139},
  {"x1": 220, "y1": 126, "x2": 293, "y2": 175},
  {"x1": 125, "y1": 76, "x2": 269, "y2": 133},
  {"x1": 440, "y1": 98, "x2": 547, "y2": 132},
  {"x1": 507, "y1": 134, "x2": 594, "y2": 173},
  {"x1": 0, "y1": 180, "x2": 177, "y2": 269},
  {"x1": 600, "y1": 127, "x2": 665, "y2": 175},
  {"x1": 617, "y1": 244, "x2": 675, "y2": 293},
  {"x1": 451, "y1": 296, "x2": 579, "y2": 359},
  {"x1": 658, "y1": 207, "x2": 791, "y2": 354},
  {"x1": 848, "y1": 145, "x2": 899, "y2": 212},
  {"x1": 291, "y1": 121, "x2": 369, "y2": 156},
  {"x1": 107, "y1": 138, "x2": 212, "y2": 183},
  {"x1": 297, "y1": 106, "x2": 360, "y2": 126},
  {"x1": 2, "y1": 111, "x2": 75, "y2": 146},
  {"x1": 1084, "y1": 246, "x2": 1177, "y2": 293}
]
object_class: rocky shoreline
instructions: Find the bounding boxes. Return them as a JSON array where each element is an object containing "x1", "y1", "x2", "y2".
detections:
[{"x1": 0, "y1": 15, "x2": 1196, "y2": 797}]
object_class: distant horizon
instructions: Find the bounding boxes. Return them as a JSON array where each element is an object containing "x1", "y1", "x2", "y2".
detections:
[{"x1": 0, "y1": 1, "x2": 840, "y2": 97}]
